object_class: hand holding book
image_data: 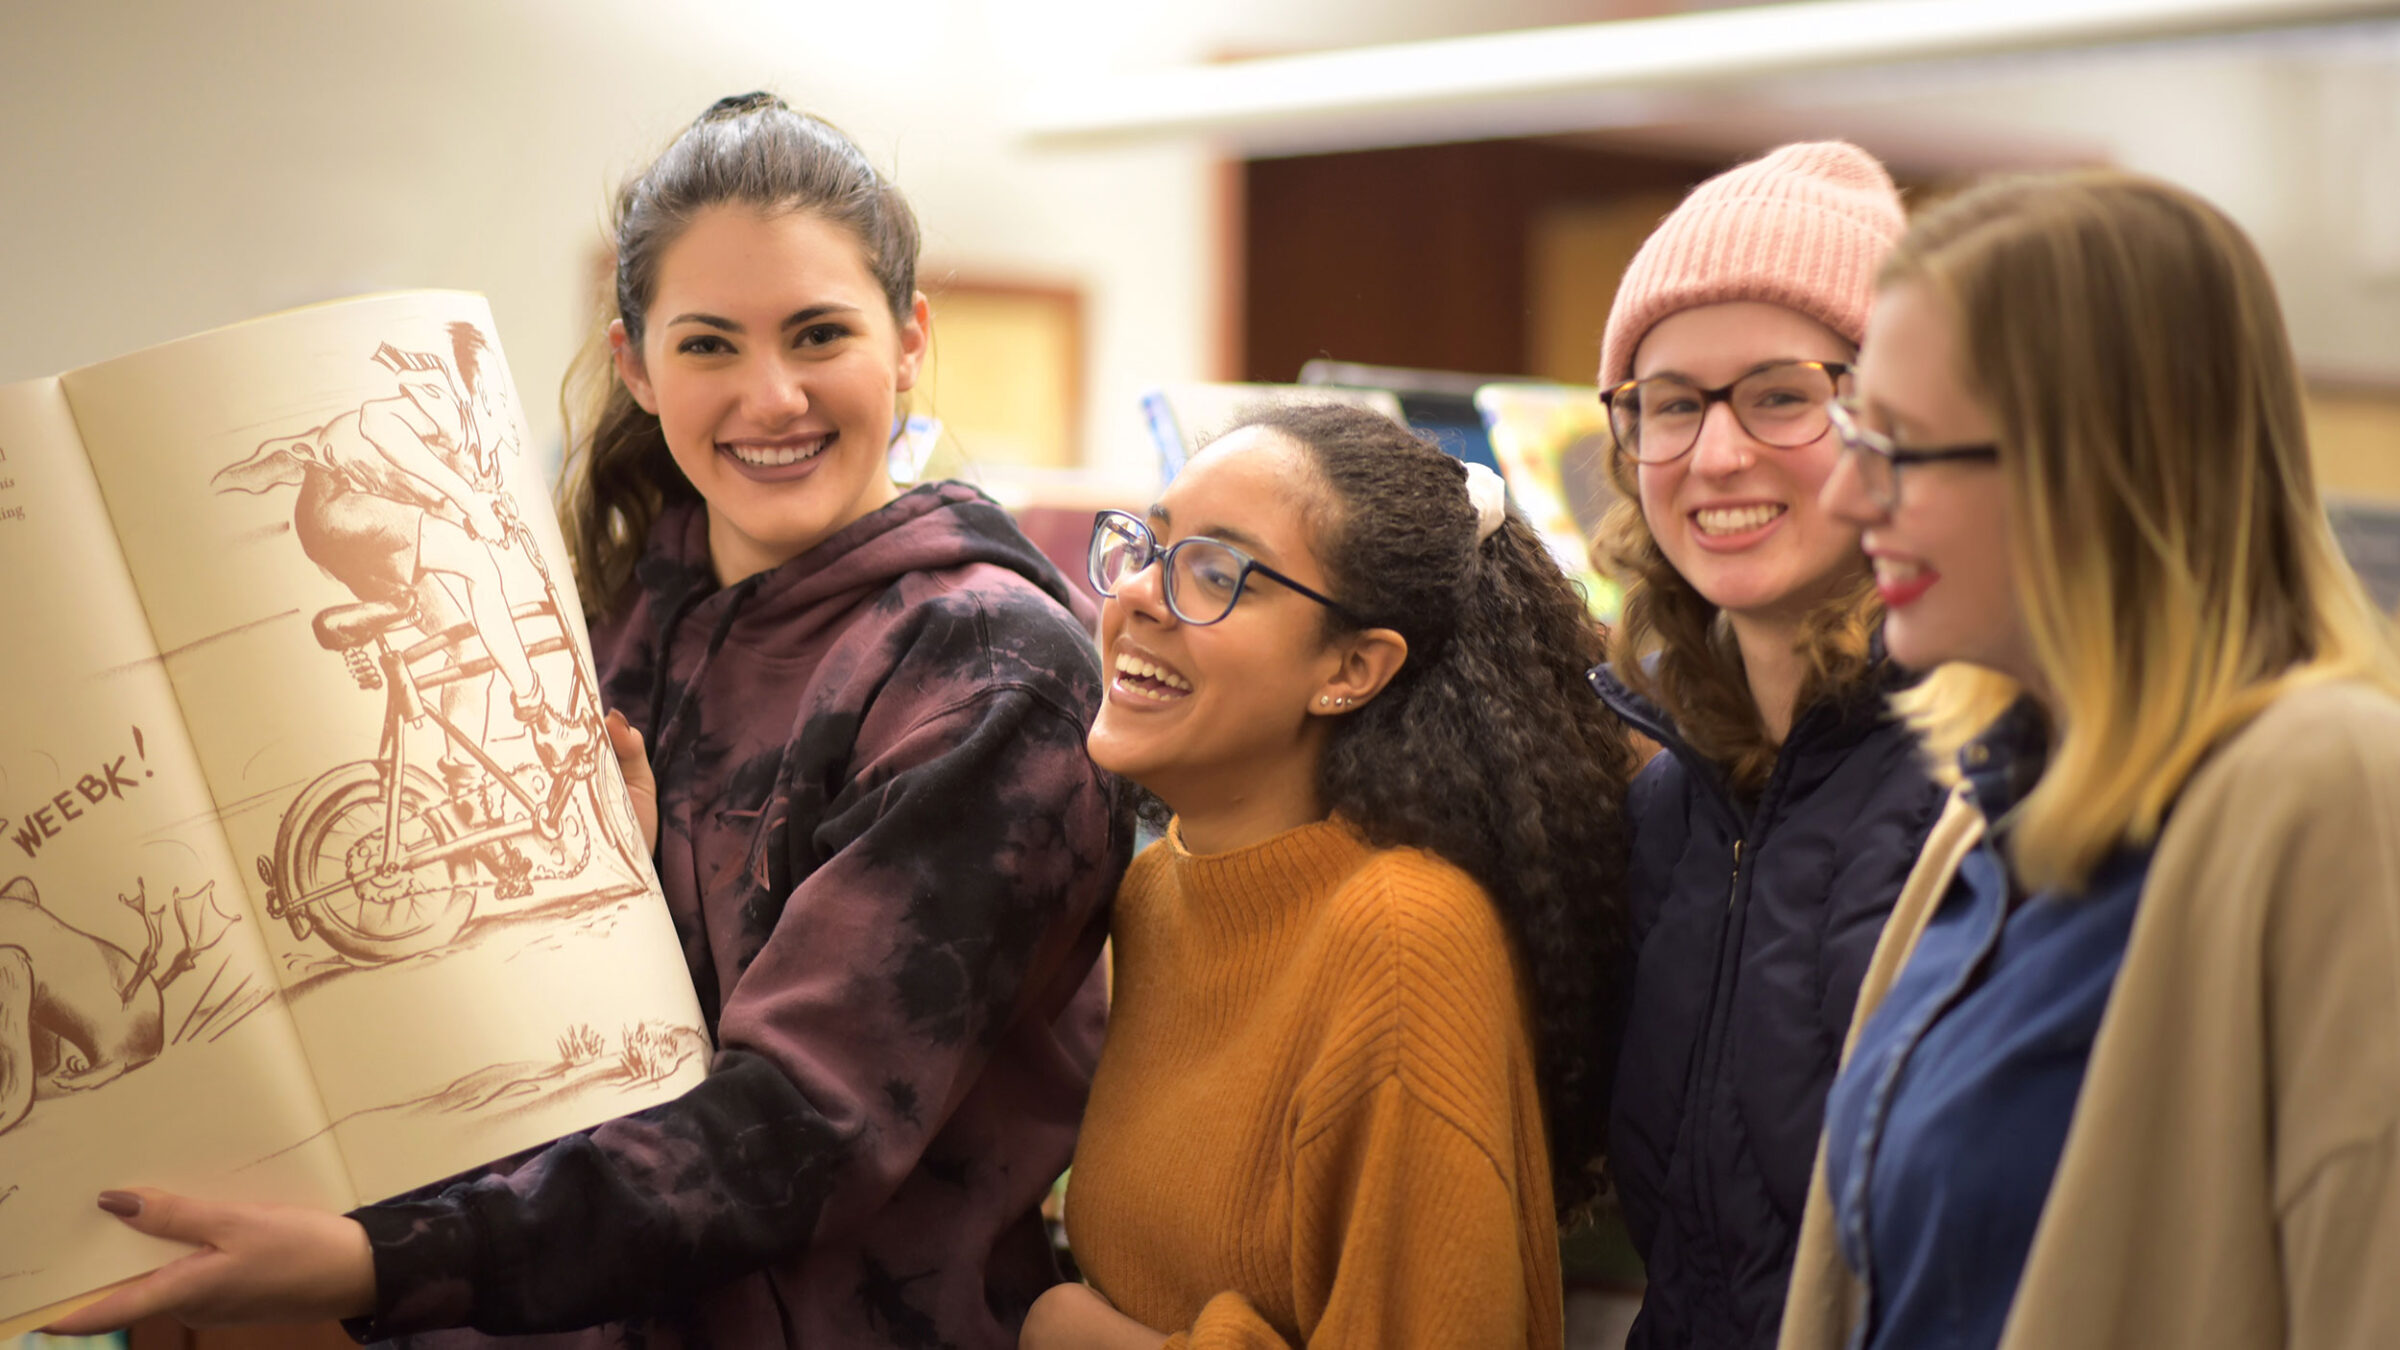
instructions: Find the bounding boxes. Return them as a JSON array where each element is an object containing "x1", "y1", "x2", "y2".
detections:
[
  {"x1": 44, "y1": 1188, "x2": 375, "y2": 1333},
  {"x1": 603, "y1": 711, "x2": 658, "y2": 855},
  {"x1": 40, "y1": 699, "x2": 662, "y2": 1339}
]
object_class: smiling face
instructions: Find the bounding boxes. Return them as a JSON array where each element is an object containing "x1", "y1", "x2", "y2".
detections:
[
  {"x1": 612, "y1": 206, "x2": 929, "y2": 587},
  {"x1": 1628, "y1": 301, "x2": 1863, "y2": 630},
  {"x1": 1824, "y1": 279, "x2": 2032, "y2": 682},
  {"x1": 1086, "y1": 427, "x2": 1404, "y2": 845}
]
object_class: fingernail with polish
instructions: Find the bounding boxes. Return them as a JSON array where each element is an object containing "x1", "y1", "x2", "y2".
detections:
[{"x1": 97, "y1": 1191, "x2": 141, "y2": 1218}]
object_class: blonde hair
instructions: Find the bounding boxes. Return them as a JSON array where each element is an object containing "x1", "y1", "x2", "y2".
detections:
[{"x1": 1885, "y1": 171, "x2": 2400, "y2": 891}]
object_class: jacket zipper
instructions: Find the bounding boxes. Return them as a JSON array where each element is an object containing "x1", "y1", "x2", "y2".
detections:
[
  {"x1": 1728, "y1": 839, "x2": 1744, "y2": 910},
  {"x1": 1589, "y1": 670, "x2": 1748, "y2": 837}
]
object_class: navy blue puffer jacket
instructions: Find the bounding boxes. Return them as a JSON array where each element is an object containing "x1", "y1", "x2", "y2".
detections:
[{"x1": 1593, "y1": 661, "x2": 1944, "y2": 1350}]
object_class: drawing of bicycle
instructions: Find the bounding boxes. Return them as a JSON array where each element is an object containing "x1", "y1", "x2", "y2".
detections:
[{"x1": 255, "y1": 510, "x2": 647, "y2": 964}]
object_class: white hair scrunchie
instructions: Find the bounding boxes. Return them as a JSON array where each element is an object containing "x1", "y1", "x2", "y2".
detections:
[{"x1": 1463, "y1": 461, "x2": 1508, "y2": 544}]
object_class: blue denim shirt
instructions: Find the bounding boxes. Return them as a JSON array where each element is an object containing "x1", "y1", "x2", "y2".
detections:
[{"x1": 1819, "y1": 701, "x2": 2152, "y2": 1350}]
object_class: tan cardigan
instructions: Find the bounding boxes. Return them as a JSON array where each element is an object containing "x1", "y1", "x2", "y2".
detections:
[{"x1": 1781, "y1": 679, "x2": 2400, "y2": 1350}]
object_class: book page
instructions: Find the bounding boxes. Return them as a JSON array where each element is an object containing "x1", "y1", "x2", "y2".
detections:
[
  {"x1": 0, "y1": 378, "x2": 351, "y2": 1321},
  {"x1": 57, "y1": 293, "x2": 707, "y2": 1204}
]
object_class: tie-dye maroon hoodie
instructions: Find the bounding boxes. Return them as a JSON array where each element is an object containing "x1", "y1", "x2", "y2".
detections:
[{"x1": 351, "y1": 482, "x2": 1130, "y2": 1349}]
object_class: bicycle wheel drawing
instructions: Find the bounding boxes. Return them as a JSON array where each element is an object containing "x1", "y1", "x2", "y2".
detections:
[
  {"x1": 558, "y1": 665, "x2": 648, "y2": 884},
  {"x1": 272, "y1": 762, "x2": 476, "y2": 962},
  {"x1": 583, "y1": 772, "x2": 650, "y2": 883}
]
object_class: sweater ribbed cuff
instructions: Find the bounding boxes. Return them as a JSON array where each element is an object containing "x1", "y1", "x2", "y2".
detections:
[{"x1": 343, "y1": 1197, "x2": 485, "y2": 1340}]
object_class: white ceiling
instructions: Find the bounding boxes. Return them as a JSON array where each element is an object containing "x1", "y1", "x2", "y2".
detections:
[{"x1": 1014, "y1": 0, "x2": 2400, "y2": 160}]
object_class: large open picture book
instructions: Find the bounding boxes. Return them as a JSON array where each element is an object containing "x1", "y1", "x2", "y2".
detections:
[{"x1": 0, "y1": 291, "x2": 708, "y2": 1332}]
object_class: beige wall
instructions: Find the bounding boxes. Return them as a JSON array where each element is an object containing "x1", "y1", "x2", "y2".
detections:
[
  {"x1": 6, "y1": 2, "x2": 2395, "y2": 502},
  {"x1": 2311, "y1": 387, "x2": 2400, "y2": 504},
  {"x1": 0, "y1": 0, "x2": 1218, "y2": 493}
]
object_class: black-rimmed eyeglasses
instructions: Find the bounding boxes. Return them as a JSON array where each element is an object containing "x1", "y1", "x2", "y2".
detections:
[
  {"x1": 1087, "y1": 509, "x2": 1359, "y2": 627},
  {"x1": 1826, "y1": 398, "x2": 2000, "y2": 511},
  {"x1": 1602, "y1": 360, "x2": 1852, "y2": 465}
]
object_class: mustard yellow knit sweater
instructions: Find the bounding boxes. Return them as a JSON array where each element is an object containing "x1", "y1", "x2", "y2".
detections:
[{"x1": 1065, "y1": 817, "x2": 1563, "y2": 1349}]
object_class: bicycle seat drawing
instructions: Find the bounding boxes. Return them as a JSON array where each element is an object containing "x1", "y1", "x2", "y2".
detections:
[{"x1": 215, "y1": 325, "x2": 647, "y2": 965}]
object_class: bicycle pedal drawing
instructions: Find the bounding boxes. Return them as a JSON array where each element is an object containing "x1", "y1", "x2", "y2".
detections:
[{"x1": 215, "y1": 325, "x2": 646, "y2": 965}]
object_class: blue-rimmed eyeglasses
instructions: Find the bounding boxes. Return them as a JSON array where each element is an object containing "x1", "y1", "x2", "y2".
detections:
[
  {"x1": 1602, "y1": 360, "x2": 1852, "y2": 465},
  {"x1": 1826, "y1": 397, "x2": 2000, "y2": 511},
  {"x1": 1087, "y1": 509, "x2": 1359, "y2": 627}
]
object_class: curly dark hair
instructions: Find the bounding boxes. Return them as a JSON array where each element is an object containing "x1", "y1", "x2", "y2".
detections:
[
  {"x1": 559, "y1": 92, "x2": 922, "y2": 617},
  {"x1": 1225, "y1": 402, "x2": 1639, "y2": 1218}
]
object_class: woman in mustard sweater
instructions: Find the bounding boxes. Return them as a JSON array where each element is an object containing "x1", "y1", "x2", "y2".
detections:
[{"x1": 1021, "y1": 403, "x2": 1638, "y2": 1349}]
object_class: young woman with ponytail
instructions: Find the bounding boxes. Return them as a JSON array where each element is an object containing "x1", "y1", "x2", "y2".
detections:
[
  {"x1": 1020, "y1": 403, "x2": 1638, "y2": 1350},
  {"x1": 57, "y1": 93, "x2": 1129, "y2": 1349}
]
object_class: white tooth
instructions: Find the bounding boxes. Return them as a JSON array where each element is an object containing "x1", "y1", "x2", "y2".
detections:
[
  {"x1": 1114, "y1": 652, "x2": 1191, "y2": 693},
  {"x1": 1124, "y1": 655, "x2": 1186, "y2": 693},
  {"x1": 1696, "y1": 504, "x2": 1785, "y2": 535},
  {"x1": 729, "y1": 437, "x2": 827, "y2": 466}
]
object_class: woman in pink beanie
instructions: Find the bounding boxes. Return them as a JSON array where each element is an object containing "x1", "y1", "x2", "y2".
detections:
[{"x1": 1587, "y1": 142, "x2": 1947, "y2": 1350}]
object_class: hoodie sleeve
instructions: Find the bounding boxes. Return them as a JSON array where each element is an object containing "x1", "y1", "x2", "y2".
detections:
[{"x1": 349, "y1": 590, "x2": 1125, "y2": 1337}]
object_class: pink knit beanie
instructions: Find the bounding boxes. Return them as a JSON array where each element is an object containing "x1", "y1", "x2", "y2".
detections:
[{"x1": 1597, "y1": 141, "x2": 1906, "y2": 391}]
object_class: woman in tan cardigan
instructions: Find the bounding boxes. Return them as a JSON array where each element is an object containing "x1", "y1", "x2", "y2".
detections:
[
  {"x1": 1783, "y1": 171, "x2": 2400, "y2": 1350},
  {"x1": 1020, "y1": 403, "x2": 1640, "y2": 1348}
]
